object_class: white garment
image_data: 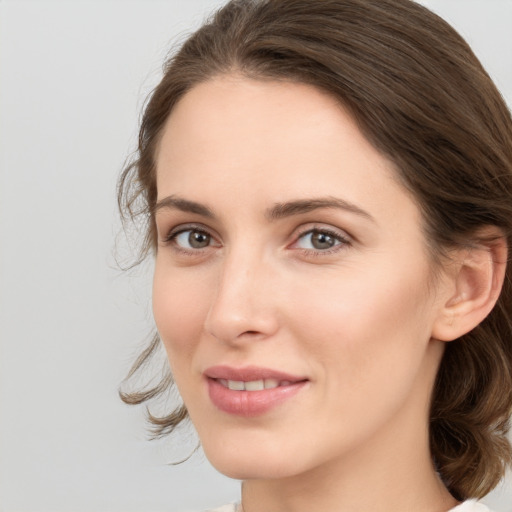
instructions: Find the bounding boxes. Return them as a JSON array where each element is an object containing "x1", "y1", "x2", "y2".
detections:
[
  {"x1": 206, "y1": 500, "x2": 492, "y2": 512},
  {"x1": 206, "y1": 505, "x2": 238, "y2": 512},
  {"x1": 449, "y1": 500, "x2": 493, "y2": 511}
]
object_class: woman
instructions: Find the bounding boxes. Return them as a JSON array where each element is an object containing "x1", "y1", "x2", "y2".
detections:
[{"x1": 118, "y1": 1, "x2": 512, "y2": 511}]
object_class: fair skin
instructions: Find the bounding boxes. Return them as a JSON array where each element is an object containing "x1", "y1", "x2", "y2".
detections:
[{"x1": 152, "y1": 76, "x2": 502, "y2": 512}]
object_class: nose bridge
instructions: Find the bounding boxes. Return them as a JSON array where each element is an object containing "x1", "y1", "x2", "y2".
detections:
[{"x1": 205, "y1": 242, "x2": 278, "y2": 342}]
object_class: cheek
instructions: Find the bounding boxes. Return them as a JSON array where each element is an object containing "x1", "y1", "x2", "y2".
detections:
[
  {"x1": 152, "y1": 263, "x2": 210, "y2": 367},
  {"x1": 284, "y1": 263, "x2": 439, "y2": 452},
  {"x1": 289, "y1": 259, "x2": 436, "y2": 383}
]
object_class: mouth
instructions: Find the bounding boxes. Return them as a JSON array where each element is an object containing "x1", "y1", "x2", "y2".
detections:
[
  {"x1": 215, "y1": 378, "x2": 296, "y2": 391},
  {"x1": 204, "y1": 365, "x2": 308, "y2": 416}
]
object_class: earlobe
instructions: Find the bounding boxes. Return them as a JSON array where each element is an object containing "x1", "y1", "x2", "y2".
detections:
[{"x1": 432, "y1": 230, "x2": 508, "y2": 342}]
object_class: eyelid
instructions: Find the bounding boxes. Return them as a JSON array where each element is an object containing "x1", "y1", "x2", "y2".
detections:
[
  {"x1": 161, "y1": 222, "x2": 220, "y2": 246},
  {"x1": 288, "y1": 224, "x2": 353, "y2": 253},
  {"x1": 158, "y1": 221, "x2": 352, "y2": 255}
]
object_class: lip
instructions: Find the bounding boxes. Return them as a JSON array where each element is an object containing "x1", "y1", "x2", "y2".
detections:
[{"x1": 204, "y1": 365, "x2": 308, "y2": 417}]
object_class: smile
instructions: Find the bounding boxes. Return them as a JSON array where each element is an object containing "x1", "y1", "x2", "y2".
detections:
[
  {"x1": 216, "y1": 378, "x2": 293, "y2": 391},
  {"x1": 204, "y1": 366, "x2": 308, "y2": 416}
]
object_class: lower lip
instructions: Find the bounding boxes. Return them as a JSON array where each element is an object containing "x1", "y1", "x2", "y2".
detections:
[{"x1": 207, "y1": 378, "x2": 307, "y2": 417}]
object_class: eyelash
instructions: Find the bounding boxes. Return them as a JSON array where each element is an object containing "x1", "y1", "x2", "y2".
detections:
[
  {"x1": 161, "y1": 224, "x2": 352, "y2": 257},
  {"x1": 292, "y1": 226, "x2": 351, "y2": 256},
  {"x1": 163, "y1": 223, "x2": 215, "y2": 255}
]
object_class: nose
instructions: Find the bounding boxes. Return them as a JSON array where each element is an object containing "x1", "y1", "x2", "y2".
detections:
[{"x1": 204, "y1": 250, "x2": 280, "y2": 345}]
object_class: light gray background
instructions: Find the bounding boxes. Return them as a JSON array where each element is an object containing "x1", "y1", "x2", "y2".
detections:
[{"x1": 1, "y1": 1, "x2": 511, "y2": 511}]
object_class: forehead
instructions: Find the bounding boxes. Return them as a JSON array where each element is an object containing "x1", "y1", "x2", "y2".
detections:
[{"x1": 155, "y1": 75, "x2": 418, "y2": 227}]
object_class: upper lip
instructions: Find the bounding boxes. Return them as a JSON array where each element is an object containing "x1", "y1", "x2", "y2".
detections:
[{"x1": 204, "y1": 365, "x2": 307, "y2": 382}]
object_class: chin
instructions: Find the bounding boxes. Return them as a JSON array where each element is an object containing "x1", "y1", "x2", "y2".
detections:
[
  {"x1": 208, "y1": 454, "x2": 299, "y2": 481},
  {"x1": 201, "y1": 431, "x2": 326, "y2": 482},
  {"x1": 199, "y1": 432, "x2": 299, "y2": 480}
]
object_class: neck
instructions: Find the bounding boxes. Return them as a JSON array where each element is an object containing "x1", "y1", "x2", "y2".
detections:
[{"x1": 241, "y1": 434, "x2": 457, "y2": 512}]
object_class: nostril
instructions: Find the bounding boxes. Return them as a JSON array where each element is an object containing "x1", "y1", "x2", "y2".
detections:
[{"x1": 235, "y1": 330, "x2": 267, "y2": 341}]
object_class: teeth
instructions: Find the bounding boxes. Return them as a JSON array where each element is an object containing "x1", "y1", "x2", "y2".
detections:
[
  {"x1": 264, "y1": 378, "x2": 279, "y2": 389},
  {"x1": 221, "y1": 378, "x2": 287, "y2": 391},
  {"x1": 227, "y1": 380, "x2": 245, "y2": 391},
  {"x1": 245, "y1": 380, "x2": 265, "y2": 391}
]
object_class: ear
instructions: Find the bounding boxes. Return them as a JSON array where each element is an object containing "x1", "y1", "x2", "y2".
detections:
[{"x1": 432, "y1": 228, "x2": 508, "y2": 342}]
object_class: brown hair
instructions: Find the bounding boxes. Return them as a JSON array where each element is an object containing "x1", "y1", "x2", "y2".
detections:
[{"x1": 118, "y1": 0, "x2": 512, "y2": 501}]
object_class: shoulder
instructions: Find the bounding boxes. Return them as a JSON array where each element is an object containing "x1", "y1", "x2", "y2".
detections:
[
  {"x1": 449, "y1": 500, "x2": 494, "y2": 512},
  {"x1": 202, "y1": 502, "x2": 494, "y2": 512},
  {"x1": 203, "y1": 502, "x2": 494, "y2": 512}
]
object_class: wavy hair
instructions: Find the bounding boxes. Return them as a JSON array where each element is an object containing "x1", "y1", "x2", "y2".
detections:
[{"x1": 118, "y1": 0, "x2": 512, "y2": 500}]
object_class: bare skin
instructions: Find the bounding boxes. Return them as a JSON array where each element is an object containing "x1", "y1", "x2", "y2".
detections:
[{"x1": 152, "y1": 75, "x2": 503, "y2": 512}]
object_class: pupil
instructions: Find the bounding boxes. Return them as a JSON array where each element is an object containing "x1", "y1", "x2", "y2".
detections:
[
  {"x1": 312, "y1": 232, "x2": 334, "y2": 250},
  {"x1": 189, "y1": 231, "x2": 210, "y2": 248}
]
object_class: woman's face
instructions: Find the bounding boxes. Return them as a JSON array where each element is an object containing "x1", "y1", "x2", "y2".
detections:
[{"x1": 153, "y1": 76, "x2": 451, "y2": 480}]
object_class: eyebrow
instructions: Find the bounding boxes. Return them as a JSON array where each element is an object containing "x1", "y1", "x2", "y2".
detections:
[
  {"x1": 153, "y1": 195, "x2": 215, "y2": 218},
  {"x1": 266, "y1": 197, "x2": 375, "y2": 222},
  {"x1": 154, "y1": 195, "x2": 374, "y2": 223}
]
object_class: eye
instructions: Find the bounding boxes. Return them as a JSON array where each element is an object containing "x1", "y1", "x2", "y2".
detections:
[
  {"x1": 169, "y1": 228, "x2": 214, "y2": 250},
  {"x1": 293, "y1": 228, "x2": 349, "y2": 252}
]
